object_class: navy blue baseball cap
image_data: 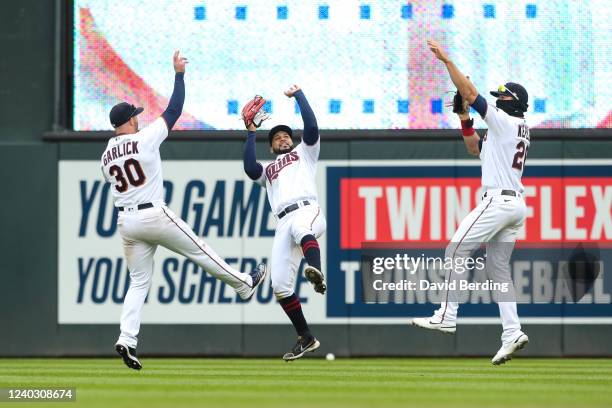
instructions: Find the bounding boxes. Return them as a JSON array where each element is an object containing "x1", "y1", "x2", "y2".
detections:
[
  {"x1": 109, "y1": 102, "x2": 144, "y2": 128},
  {"x1": 490, "y1": 82, "x2": 529, "y2": 111},
  {"x1": 268, "y1": 125, "x2": 293, "y2": 145}
]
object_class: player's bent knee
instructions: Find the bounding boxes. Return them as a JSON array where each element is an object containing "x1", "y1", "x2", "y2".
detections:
[
  {"x1": 445, "y1": 242, "x2": 472, "y2": 259},
  {"x1": 270, "y1": 279, "x2": 293, "y2": 299},
  {"x1": 291, "y1": 221, "x2": 326, "y2": 244},
  {"x1": 273, "y1": 289, "x2": 293, "y2": 300},
  {"x1": 293, "y1": 230, "x2": 313, "y2": 246}
]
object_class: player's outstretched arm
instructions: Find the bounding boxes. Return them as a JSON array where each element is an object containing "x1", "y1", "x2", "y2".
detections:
[
  {"x1": 427, "y1": 40, "x2": 488, "y2": 119},
  {"x1": 161, "y1": 50, "x2": 188, "y2": 130},
  {"x1": 243, "y1": 127, "x2": 264, "y2": 180},
  {"x1": 285, "y1": 85, "x2": 319, "y2": 146},
  {"x1": 458, "y1": 105, "x2": 481, "y2": 157},
  {"x1": 427, "y1": 40, "x2": 476, "y2": 102}
]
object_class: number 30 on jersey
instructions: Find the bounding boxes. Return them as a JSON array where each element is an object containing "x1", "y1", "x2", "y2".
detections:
[{"x1": 109, "y1": 159, "x2": 146, "y2": 192}]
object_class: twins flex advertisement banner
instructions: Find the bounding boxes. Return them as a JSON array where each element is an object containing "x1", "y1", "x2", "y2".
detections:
[{"x1": 59, "y1": 160, "x2": 612, "y2": 324}]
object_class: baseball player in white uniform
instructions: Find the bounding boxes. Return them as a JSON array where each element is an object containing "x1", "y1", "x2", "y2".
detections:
[
  {"x1": 101, "y1": 51, "x2": 267, "y2": 370},
  {"x1": 243, "y1": 85, "x2": 326, "y2": 361},
  {"x1": 411, "y1": 40, "x2": 531, "y2": 365}
]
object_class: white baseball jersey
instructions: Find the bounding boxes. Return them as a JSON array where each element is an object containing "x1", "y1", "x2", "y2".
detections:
[
  {"x1": 480, "y1": 104, "x2": 531, "y2": 193},
  {"x1": 101, "y1": 117, "x2": 168, "y2": 207},
  {"x1": 255, "y1": 138, "x2": 320, "y2": 215}
]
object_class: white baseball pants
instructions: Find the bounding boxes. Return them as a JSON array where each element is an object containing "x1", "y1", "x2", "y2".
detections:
[
  {"x1": 433, "y1": 192, "x2": 527, "y2": 343},
  {"x1": 270, "y1": 203, "x2": 326, "y2": 299},
  {"x1": 116, "y1": 205, "x2": 252, "y2": 348}
]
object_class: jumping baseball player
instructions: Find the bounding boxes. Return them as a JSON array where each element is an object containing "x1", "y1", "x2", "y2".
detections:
[
  {"x1": 101, "y1": 51, "x2": 267, "y2": 370},
  {"x1": 242, "y1": 85, "x2": 326, "y2": 361},
  {"x1": 411, "y1": 40, "x2": 531, "y2": 365}
]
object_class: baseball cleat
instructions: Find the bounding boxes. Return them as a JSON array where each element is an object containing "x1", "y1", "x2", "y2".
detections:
[
  {"x1": 492, "y1": 333, "x2": 529, "y2": 365},
  {"x1": 282, "y1": 335, "x2": 321, "y2": 361},
  {"x1": 115, "y1": 343, "x2": 142, "y2": 370},
  {"x1": 238, "y1": 263, "x2": 268, "y2": 300},
  {"x1": 304, "y1": 266, "x2": 326, "y2": 294},
  {"x1": 411, "y1": 317, "x2": 457, "y2": 334}
]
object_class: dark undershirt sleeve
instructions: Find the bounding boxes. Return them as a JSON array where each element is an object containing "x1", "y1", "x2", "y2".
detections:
[
  {"x1": 470, "y1": 94, "x2": 488, "y2": 119},
  {"x1": 243, "y1": 131, "x2": 264, "y2": 180},
  {"x1": 294, "y1": 90, "x2": 319, "y2": 145},
  {"x1": 161, "y1": 72, "x2": 185, "y2": 130}
]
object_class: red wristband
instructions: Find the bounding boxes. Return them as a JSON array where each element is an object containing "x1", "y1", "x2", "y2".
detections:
[{"x1": 461, "y1": 118, "x2": 475, "y2": 137}]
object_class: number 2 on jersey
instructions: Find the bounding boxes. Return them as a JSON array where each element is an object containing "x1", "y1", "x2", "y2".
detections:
[
  {"x1": 109, "y1": 158, "x2": 146, "y2": 192},
  {"x1": 512, "y1": 141, "x2": 529, "y2": 171}
]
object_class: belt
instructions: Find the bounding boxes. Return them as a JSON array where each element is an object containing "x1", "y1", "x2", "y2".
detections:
[
  {"x1": 483, "y1": 189, "x2": 518, "y2": 198},
  {"x1": 278, "y1": 200, "x2": 310, "y2": 219},
  {"x1": 118, "y1": 202, "x2": 154, "y2": 212}
]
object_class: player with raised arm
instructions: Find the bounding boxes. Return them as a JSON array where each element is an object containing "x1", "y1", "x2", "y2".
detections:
[
  {"x1": 101, "y1": 51, "x2": 267, "y2": 370},
  {"x1": 242, "y1": 85, "x2": 326, "y2": 361},
  {"x1": 411, "y1": 40, "x2": 531, "y2": 365}
]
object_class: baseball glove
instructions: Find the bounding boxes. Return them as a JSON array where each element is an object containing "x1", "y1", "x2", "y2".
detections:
[
  {"x1": 452, "y1": 91, "x2": 468, "y2": 115},
  {"x1": 241, "y1": 95, "x2": 270, "y2": 128}
]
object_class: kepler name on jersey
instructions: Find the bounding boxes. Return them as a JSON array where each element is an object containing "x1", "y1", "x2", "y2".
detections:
[{"x1": 517, "y1": 123, "x2": 530, "y2": 142}]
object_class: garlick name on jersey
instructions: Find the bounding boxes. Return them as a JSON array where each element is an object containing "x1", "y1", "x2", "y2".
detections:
[{"x1": 102, "y1": 140, "x2": 139, "y2": 166}]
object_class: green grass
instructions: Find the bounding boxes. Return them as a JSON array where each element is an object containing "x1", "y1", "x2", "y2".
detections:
[{"x1": 1, "y1": 358, "x2": 611, "y2": 408}]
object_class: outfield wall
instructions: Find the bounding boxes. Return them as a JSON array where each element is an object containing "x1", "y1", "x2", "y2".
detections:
[{"x1": 1, "y1": 137, "x2": 612, "y2": 357}]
